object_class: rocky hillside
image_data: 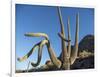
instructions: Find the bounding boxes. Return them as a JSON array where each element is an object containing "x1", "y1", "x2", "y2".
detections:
[
  {"x1": 78, "y1": 35, "x2": 94, "y2": 53},
  {"x1": 71, "y1": 34, "x2": 94, "y2": 69}
]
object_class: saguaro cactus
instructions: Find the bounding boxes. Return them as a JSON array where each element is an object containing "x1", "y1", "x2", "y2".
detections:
[
  {"x1": 17, "y1": 7, "x2": 79, "y2": 70},
  {"x1": 57, "y1": 7, "x2": 79, "y2": 70}
]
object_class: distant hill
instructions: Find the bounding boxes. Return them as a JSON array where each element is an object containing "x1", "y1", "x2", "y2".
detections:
[{"x1": 79, "y1": 35, "x2": 94, "y2": 53}]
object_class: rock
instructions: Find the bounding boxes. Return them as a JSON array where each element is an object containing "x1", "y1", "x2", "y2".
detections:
[
  {"x1": 79, "y1": 35, "x2": 94, "y2": 53},
  {"x1": 71, "y1": 55, "x2": 94, "y2": 69}
]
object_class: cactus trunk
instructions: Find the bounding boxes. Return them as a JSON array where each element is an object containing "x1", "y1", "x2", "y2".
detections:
[{"x1": 57, "y1": 7, "x2": 69, "y2": 69}]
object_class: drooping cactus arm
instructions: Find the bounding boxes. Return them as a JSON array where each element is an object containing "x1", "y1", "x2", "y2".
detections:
[
  {"x1": 17, "y1": 33, "x2": 48, "y2": 62},
  {"x1": 25, "y1": 33, "x2": 49, "y2": 40},
  {"x1": 31, "y1": 39, "x2": 61, "y2": 68},
  {"x1": 17, "y1": 43, "x2": 39, "y2": 62},
  {"x1": 70, "y1": 13, "x2": 79, "y2": 65},
  {"x1": 46, "y1": 42, "x2": 61, "y2": 68},
  {"x1": 18, "y1": 32, "x2": 61, "y2": 68},
  {"x1": 58, "y1": 33, "x2": 71, "y2": 42},
  {"x1": 31, "y1": 40, "x2": 48, "y2": 67}
]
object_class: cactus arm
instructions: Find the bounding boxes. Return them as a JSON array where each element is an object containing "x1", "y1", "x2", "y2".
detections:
[
  {"x1": 25, "y1": 33, "x2": 49, "y2": 40},
  {"x1": 62, "y1": 17, "x2": 72, "y2": 70},
  {"x1": 17, "y1": 44, "x2": 39, "y2": 62},
  {"x1": 31, "y1": 39, "x2": 61, "y2": 68},
  {"x1": 31, "y1": 40, "x2": 48, "y2": 67},
  {"x1": 18, "y1": 32, "x2": 61, "y2": 68},
  {"x1": 58, "y1": 33, "x2": 71, "y2": 42},
  {"x1": 46, "y1": 41, "x2": 62, "y2": 68},
  {"x1": 57, "y1": 7, "x2": 65, "y2": 36},
  {"x1": 57, "y1": 7, "x2": 67, "y2": 64},
  {"x1": 70, "y1": 13, "x2": 79, "y2": 65},
  {"x1": 67, "y1": 17, "x2": 71, "y2": 58},
  {"x1": 17, "y1": 33, "x2": 49, "y2": 62}
]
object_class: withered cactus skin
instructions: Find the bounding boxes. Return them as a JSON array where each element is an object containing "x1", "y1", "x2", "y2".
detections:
[{"x1": 17, "y1": 7, "x2": 79, "y2": 71}]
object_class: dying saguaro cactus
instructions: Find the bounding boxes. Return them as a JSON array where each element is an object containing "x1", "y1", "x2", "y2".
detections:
[{"x1": 17, "y1": 7, "x2": 79, "y2": 71}]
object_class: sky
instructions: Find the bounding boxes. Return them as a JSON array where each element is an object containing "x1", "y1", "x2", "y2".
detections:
[{"x1": 15, "y1": 4, "x2": 94, "y2": 70}]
